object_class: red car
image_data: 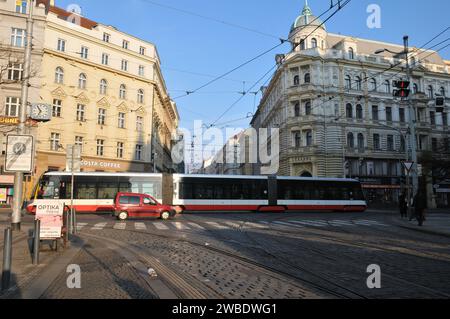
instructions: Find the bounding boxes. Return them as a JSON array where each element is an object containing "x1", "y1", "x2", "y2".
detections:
[{"x1": 114, "y1": 192, "x2": 176, "y2": 221}]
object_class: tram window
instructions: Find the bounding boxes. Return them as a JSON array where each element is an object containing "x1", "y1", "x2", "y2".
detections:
[
  {"x1": 76, "y1": 183, "x2": 97, "y2": 199},
  {"x1": 38, "y1": 181, "x2": 56, "y2": 199},
  {"x1": 130, "y1": 178, "x2": 162, "y2": 199},
  {"x1": 98, "y1": 183, "x2": 118, "y2": 199},
  {"x1": 119, "y1": 182, "x2": 132, "y2": 193},
  {"x1": 179, "y1": 183, "x2": 193, "y2": 199}
]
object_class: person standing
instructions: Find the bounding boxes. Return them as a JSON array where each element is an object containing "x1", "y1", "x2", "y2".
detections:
[
  {"x1": 413, "y1": 192, "x2": 426, "y2": 226},
  {"x1": 398, "y1": 192, "x2": 408, "y2": 219}
]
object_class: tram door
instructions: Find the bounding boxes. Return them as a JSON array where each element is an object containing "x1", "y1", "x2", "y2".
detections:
[{"x1": 268, "y1": 176, "x2": 278, "y2": 206}]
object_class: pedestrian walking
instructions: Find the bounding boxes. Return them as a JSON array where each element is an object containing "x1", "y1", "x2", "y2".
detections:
[
  {"x1": 412, "y1": 192, "x2": 426, "y2": 227},
  {"x1": 398, "y1": 192, "x2": 408, "y2": 219}
]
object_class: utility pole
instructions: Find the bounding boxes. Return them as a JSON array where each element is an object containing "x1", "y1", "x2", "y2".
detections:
[
  {"x1": 12, "y1": 0, "x2": 34, "y2": 231},
  {"x1": 404, "y1": 36, "x2": 419, "y2": 210}
]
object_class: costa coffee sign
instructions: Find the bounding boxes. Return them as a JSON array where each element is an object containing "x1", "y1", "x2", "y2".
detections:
[{"x1": 81, "y1": 160, "x2": 121, "y2": 169}]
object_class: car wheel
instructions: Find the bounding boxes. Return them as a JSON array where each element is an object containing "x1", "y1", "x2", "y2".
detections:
[
  {"x1": 118, "y1": 211, "x2": 128, "y2": 221},
  {"x1": 160, "y1": 211, "x2": 170, "y2": 221}
]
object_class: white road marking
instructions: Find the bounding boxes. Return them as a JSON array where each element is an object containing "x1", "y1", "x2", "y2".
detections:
[
  {"x1": 273, "y1": 221, "x2": 304, "y2": 228},
  {"x1": 328, "y1": 220, "x2": 355, "y2": 226},
  {"x1": 135, "y1": 222, "x2": 147, "y2": 230},
  {"x1": 205, "y1": 222, "x2": 229, "y2": 229},
  {"x1": 355, "y1": 220, "x2": 389, "y2": 226},
  {"x1": 289, "y1": 220, "x2": 327, "y2": 227},
  {"x1": 172, "y1": 222, "x2": 191, "y2": 230},
  {"x1": 76, "y1": 223, "x2": 88, "y2": 230},
  {"x1": 245, "y1": 222, "x2": 269, "y2": 229},
  {"x1": 187, "y1": 222, "x2": 205, "y2": 230},
  {"x1": 153, "y1": 222, "x2": 169, "y2": 230},
  {"x1": 224, "y1": 221, "x2": 241, "y2": 228},
  {"x1": 114, "y1": 222, "x2": 127, "y2": 230},
  {"x1": 92, "y1": 222, "x2": 107, "y2": 230}
]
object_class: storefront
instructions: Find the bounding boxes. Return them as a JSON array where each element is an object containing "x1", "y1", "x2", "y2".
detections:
[
  {"x1": 0, "y1": 175, "x2": 15, "y2": 205},
  {"x1": 435, "y1": 184, "x2": 450, "y2": 208},
  {"x1": 359, "y1": 177, "x2": 402, "y2": 209}
]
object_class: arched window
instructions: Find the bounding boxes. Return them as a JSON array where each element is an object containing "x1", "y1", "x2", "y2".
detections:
[
  {"x1": 348, "y1": 47, "x2": 354, "y2": 59},
  {"x1": 305, "y1": 101, "x2": 311, "y2": 115},
  {"x1": 357, "y1": 133, "x2": 365, "y2": 151},
  {"x1": 440, "y1": 87, "x2": 446, "y2": 97},
  {"x1": 345, "y1": 75, "x2": 352, "y2": 89},
  {"x1": 384, "y1": 80, "x2": 391, "y2": 93},
  {"x1": 137, "y1": 89, "x2": 144, "y2": 104},
  {"x1": 347, "y1": 132, "x2": 354, "y2": 148},
  {"x1": 311, "y1": 38, "x2": 317, "y2": 48},
  {"x1": 293, "y1": 131, "x2": 301, "y2": 148},
  {"x1": 413, "y1": 83, "x2": 419, "y2": 94},
  {"x1": 293, "y1": 75, "x2": 300, "y2": 86},
  {"x1": 78, "y1": 73, "x2": 87, "y2": 89},
  {"x1": 119, "y1": 84, "x2": 127, "y2": 100},
  {"x1": 305, "y1": 130, "x2": 313, "y2": 146},
  {"x1": 55, "y1": 67, "x2": 64, "y2": 84},
  {"x1": 100, "y1": 79, "x2": 107, "y2": 95},
  {"x1": 346, "y1": 103, "x2": 353, "y2": 118},
  {"x1": 304, "y1": 73, "x2": 311, "y2": 84},
  {"x1": 356, "y1": 76, "x2": 362, "y2": 91},
  {"x1": 356, "y1": 104, "x2": 363, "y2": 119},
  {"x1": 300, "y1": 39, "x2": 305, "y2": 50},
  {"x1": 428, "y1": 85, "x2": 434, "y2": 99},
  {"x1": 370, "y1": 78, "x2": 377, "y2": 91},
  {"x1": 294, "y1": 102, "x2": 300, "y2": 117}
]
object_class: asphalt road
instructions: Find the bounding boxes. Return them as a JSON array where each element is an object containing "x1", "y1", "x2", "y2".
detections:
[{"x1": 2, "y1": 210, "x2": 450, "y2": 299}]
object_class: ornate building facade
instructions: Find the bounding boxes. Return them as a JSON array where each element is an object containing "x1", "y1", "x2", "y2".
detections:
[{"x1": 251, "y1": 2, "x2": 450, "y2": 208}]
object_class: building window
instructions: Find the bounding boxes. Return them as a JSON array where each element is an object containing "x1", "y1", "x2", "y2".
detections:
[
  {"x1": 443, "y1": 113, "x2": 448, "y2": 127},
  {"x1": 399, "y1": 108, "x2": 405, "y2": 123},
  {"x1": 75, "y1": 136, "x2": 84, "y2": 153},
  {"x1": 50, "y1": 133, "x2": 61, "y2": 151},
  {"x1": 100, "y1": 79, "x2": 107, "y2": 95},
  {"x1": 117, "y1": 142, "x2": 124, "y2": 158},
  {"x1": 430, "y1": 111, "x2": 436, "y2": 126},
  {"x1": 11, "y1": 28, "x2": 26, "y2": 47},
  {"x1": 373, "y1": 134, "x2": 381, "y2": 150},
  {"x1": 97, "y1": 139, "x2": 105, "y2": 156},
  {"x1": 369, "y1": 78, "x2": 377, "y2": 91},
  {"x1": 386, "y1": 107, "x2": 392, "y2": 122},
  {"x1": 356, "y1": 76, "x2": 362, "y2": 90},
  {"x1": 346, "y1": 103, "x2": 353, "y2": 118},
  {"x1": 305, "y1": 101, "x2": 311, "y2": 115},
  {"x1": 103, "y1": 33, "x2": 110, "y2": 42},
  {"x1": 293, "y1": 75, "x2": 299, "y2": 86},
  {"x1": 347, "y1": 132, "x2": 354, "y2": 148},
  {"x1": 428, "y1": 85, "x2": 434, "y2": 99},
  {"x1": 52, "y1": 99, "x2": 62, "y2": 117},
  {"x1": 121, "y1": 60, "x2": 128, "y2": 72},
  {"x1": 372, "y1": 105, "x2": 379, "y2": 121},
  {"x1": 80, "y1": 46, "x2": 89, "y2": 59},
  {"x1": 357, "y1": 133, "x2": 365, "y2": 152},
  {"x1": 413, "y1": 83, "x2": 419, "y2": 94},
  {"x1": 432, "y1": 138, "x2": 438, "y2": 152},
  {"x1": 57, "y1": 39, "x2": 66, "y2": 52},
  {"x1": 384, "y1": 80, "x2": 391, "y2": 93},
  {"x1": 137, "y1": 89, "x2": 144, "y2": 104},
  {"x1": 16, "y1": 0, "x2": 27, "y2": 13},
  {"x1": 356, "y1": 104, "x2": 363, "y2": 119},
  {"x1": 293, "y1": 131, "x2": 301, "y2": 148},
  {"x1": 76, "y1": 104, "x2": 85, "y2": 122},
  {"x1": 294, "y1": 102, "x2": 300, "y2": 117},
  {"x1": 139, "y1": 65, "x2": 145, "y2": 77},
  {"x1": 98, "y1": 108, "x2": 106, "y2": 125},
  {"x1": 400, "y1": 136, "x2": 406, "y2": 152},
  {"x1": 136, "y1": 116, "x2": 143, "y2": 132},
  {"x1": 305, "y1": 130, "x2": 313, "y2": 146},
  {"x1": 300, "y1": 39, "x2": 305, "y2": 50},
  {"x1": 387, "y1": 135, "x2": 394, "y2": 151},
  {"x1": 345, "y1": 75, "x2": 352, "y2": 89},
  {"x1": 122, "y1": 40, "x2": 129, "y2": 49},
  {"x1": 311, "y1": 38, "x2": 317, "y2": 48},
  {"x1": 304, "y1": 73, "x2": 311, "y2": 84},
  {"x1": 139, "y1": 46, "x2": 146, "y2": 55},
  {"x1": 55, "y1": 67, "x2": 64, "y2": 84},
  {"x1": 440, "y1": 87, "x2": 446, "y2": 97},
  {"x1": 119, "y1": 84, "x2": 126, "y2": 99},
  {"x1": 5, "y1": 97, "x2": 21, "y2": 117},
  {"x1": 7, "y1": 63, "x2": 23, "y2": 81},
  {"x1": 78, "y1": 73, "x2": 87, "y2": 89},
  {"x1": 102, "y1": 53, "x2": 109, "y2": 65},
  {"x1": 118, "y1": 112, "x2": 126, "y2": 128},
  {"x1": 135, "y1": 145, "x2": 143, "y2": 161},
  {"x1": 348, "y1": 47, "x2": 354, "y2": 59}
]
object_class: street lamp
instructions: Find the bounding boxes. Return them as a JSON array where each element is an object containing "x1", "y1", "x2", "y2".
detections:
[{"x1": 375, "y1": 36, "x2": 418, "y2": 215}]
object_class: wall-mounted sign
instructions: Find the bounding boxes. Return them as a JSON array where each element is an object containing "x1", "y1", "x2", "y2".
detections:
[
  {"x1": 5, "y1": 135, "x2": 34, "y2": 173},
  {"x1": 0, "y1": 117, "x2": 20, "y2": 125},
  {"x1": 81, "y1": 160, "x2": 121, "y2": 169}
]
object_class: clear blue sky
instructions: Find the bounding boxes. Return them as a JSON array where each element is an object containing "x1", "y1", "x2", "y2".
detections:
[{"x1": 56, "y1": 0, "x2": 450, "y2": 134}]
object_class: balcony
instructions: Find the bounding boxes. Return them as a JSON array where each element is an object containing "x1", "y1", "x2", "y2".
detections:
[{"x1": 288, "y1": 145, "x2": 318, "y2": 155}]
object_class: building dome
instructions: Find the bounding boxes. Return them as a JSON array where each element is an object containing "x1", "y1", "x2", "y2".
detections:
[{"x1": 290, "y1": 0, "x2": 326, "y2": 32}]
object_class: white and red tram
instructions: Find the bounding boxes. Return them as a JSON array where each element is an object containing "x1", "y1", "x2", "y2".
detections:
[{"x1": 27, "y1": 172, "x2": 367, "y2": 214}]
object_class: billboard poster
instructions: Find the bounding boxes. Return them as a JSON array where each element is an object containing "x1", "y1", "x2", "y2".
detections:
[
  {"x1": 35, "y1": 201, "x2": 64, "y2": 239},
  {"x1": 5, "y1": 135, "x2": 34, "y2": 173}
]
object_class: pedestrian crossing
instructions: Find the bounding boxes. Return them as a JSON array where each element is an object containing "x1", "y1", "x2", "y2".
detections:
[{"x1": 75, "y1": 218, "x2": 389, "y2": 233}]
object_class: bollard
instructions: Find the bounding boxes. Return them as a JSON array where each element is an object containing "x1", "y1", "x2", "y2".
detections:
[
  {"x1": 33, "y1": 219, "x2": 40, "y2": 265},
  {"x1": 1, "y1": 228, "x2": 12, "y2": 291},
  {"x1": 65, "y1": 208, "x2": 70, "y2": 241},
  {"x1": 72, "y1": 208, "x2": 77, "y2": 235}
]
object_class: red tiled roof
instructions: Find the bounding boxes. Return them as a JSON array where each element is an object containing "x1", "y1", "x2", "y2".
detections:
[{"x1": 48, "y1": 6, "x2": 98, "y2": 30}]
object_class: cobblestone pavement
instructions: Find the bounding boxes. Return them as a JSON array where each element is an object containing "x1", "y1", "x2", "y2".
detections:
[{"x1": 2, "y1": 211, "x2": 450, "y2": 299}]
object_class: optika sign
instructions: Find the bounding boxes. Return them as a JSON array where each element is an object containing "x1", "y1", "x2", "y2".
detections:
[
  {"x1": 81, "y1": 160, "x2": 121, "y2": 169},
  {"x1": 37, "y1": 204, "x2": 60, "y2": 210}
]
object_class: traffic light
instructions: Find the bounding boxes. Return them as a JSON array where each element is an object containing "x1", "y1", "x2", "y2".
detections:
[{"x1": 393, "y1": 80, "x2": 411, "y2": 98}]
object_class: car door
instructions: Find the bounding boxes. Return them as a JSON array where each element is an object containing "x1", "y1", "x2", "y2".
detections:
[
  {"x1": 127, "y1": 195, "x2": 141, "y2": 217},
  {"x1": 141, "y1": 196, "x2": 159, "y2": 217}
]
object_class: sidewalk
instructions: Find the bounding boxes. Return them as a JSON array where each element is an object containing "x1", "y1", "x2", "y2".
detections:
[
  {"x1": 391, "y1": 214, "x2": 450, "y2": 238},
  {"x1": 0, "y1": 227, "x2": 84, "y2": 299}
]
